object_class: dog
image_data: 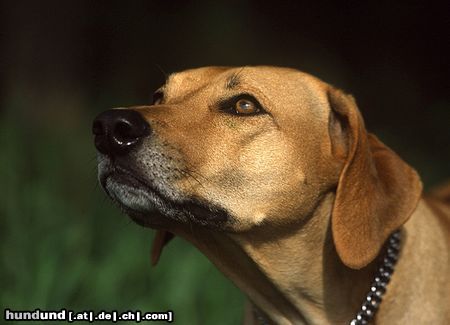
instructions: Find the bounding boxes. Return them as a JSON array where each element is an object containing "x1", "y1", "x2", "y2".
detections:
[{"x1": 92, "y1": 66, "x2": 450, "y2": 324}]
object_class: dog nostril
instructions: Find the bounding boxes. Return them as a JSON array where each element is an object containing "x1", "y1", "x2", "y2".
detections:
[{"x1": 113, "y1": 120, "x2": 138, "y2": 145}]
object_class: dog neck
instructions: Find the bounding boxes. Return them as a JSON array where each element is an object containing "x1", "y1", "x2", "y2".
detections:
[{"x1": 174, "y1": 192, "x2": 378, "y2": 324}]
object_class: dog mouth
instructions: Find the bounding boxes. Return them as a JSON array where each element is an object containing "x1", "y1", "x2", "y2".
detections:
[{"x1": 99, "y1": 162, "x2": 231, "y2": 229}]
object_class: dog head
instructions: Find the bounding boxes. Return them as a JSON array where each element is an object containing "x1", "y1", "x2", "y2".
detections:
[{"x1": 93, "y1": 66, "x2": 421, "y2": 269}]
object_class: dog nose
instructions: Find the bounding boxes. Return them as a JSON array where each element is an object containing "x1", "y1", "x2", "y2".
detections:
[{"x1": 92, "y1": 109, "x2": 150, "y2": 156}]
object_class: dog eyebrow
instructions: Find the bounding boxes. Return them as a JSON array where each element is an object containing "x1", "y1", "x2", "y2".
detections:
[
  {"x1": 225, "y1": 73, "x2": 241, "y2": 90},
  {"x1": 225, "y1": 67, "x2": 247, "y2": 90}
]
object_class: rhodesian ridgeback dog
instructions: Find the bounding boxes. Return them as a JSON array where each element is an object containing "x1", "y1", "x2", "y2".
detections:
[{"x1": 92, "y1": 66, "x2": 450, "y2": 324}]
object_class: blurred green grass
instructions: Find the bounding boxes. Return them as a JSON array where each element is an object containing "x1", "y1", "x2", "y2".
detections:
[{"x1": 0, "y1": 110, "x2": 244, "y2": 324}]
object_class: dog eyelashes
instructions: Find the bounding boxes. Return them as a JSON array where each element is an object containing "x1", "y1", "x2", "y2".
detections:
[
  {"x1": 152, "y1": 90, "x2": 164, "y2": 105},
  {"x1": 219, "y1": 94, "x2": 265, "y2": 116}
]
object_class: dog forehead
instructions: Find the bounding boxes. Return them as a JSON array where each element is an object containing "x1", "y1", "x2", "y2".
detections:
[{"x1": 164, "y1": 66, "x2": 330, "y2": 119}]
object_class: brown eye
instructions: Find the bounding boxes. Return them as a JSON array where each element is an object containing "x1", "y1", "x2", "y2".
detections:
[
  {"x1": 219, "y1": 94, "x2": 265, "y2": 116},
  {"x1": 235, "y1": 99, "x2": 259, "y2": 114}
]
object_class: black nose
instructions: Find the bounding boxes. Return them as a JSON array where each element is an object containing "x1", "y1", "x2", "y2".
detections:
[{"x1": 92, "y1": 109, "x2": 150, "y2": 156}]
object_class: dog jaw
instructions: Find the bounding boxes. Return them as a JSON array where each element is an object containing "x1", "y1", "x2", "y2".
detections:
[{"x1": 97, "y1": 152, "x2": 235, "y2": 229}]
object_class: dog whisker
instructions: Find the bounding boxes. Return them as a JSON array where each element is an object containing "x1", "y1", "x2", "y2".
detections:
[
  {"x1": 153, "y1": 63, "x2": 169, "y2": 80},
  {"x1": 179, "y1": 169, "x2": 206, "y2": 188},
  {"x1": 173, "y1": 169, "x2": 198, "y2": 193}
]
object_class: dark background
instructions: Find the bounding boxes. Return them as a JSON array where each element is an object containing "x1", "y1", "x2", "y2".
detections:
[{"x1": 1, "y1": 1, "x2": 449, "y2": 324}]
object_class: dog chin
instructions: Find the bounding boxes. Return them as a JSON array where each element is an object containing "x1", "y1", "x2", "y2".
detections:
[
  {"x1": 102, "y1": 172, "x2": 233, "y2": 230},
  {"x1": 103, "y1": 175, "x2": 178, "y2": 227},
  {"x1": 105, "y1": 177, "x2": 158, "y2": 212}
]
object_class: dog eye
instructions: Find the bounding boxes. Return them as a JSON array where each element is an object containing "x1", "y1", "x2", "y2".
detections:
[
  {"x1": 235, "y1": 99, "x2": 259, "y2": 115},
  {"x1": 152, "y1": 91, "x2": 164, "y2": 105},
  {"x1": 219, "y1": 94, "x2": 265, "y2": 116}
]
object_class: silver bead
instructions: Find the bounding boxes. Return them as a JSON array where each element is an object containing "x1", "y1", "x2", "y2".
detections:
[
  {"x1": 383, "y1": 257, "x2": 395, "y2": 268},
  {"x1": 356, "y1": 311, "x2": 369, "y2": 323},
  {"x1": 366, "y1": 295, "x2": 381, "y2": 308},
  {"x1": 367, "y1": 291, "x2": 382, "y2": 303},
  {"x1": 362, "y1": 306, "x2": 374, "y2": 318},
  {"x1": 390, "y1": 241, "x2": 401, "y2": 250}
]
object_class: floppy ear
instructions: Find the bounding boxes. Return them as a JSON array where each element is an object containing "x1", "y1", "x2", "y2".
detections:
[
  {"x1": 151, "y1": 230, "x2": 174, "y2": 266},
  {"x1": 327, "y1": 87, "x2": 422, "y2": 269}
]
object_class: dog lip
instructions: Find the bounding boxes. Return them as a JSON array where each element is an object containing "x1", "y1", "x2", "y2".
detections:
[
  {"x1": 99, "y1": 163, "x2": 232, "y2": 228},
  {"x1": 100, "y1": 164, "x2": 168, "y2": 208},
  {"x1": 181, "y1": 201, "x2": 230, "y2": 224},
  {"x1": 100, "y1": 165, "x2": 173, "y2": 226},
  {"x1": 101, "y1": 164, "x2": 157, "y2": 194},
  {"x1": 123, "y1": 206, "x2": 169, "y2": 229}
]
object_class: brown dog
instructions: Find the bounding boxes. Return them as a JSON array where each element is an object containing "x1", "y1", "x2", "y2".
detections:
[{"x1": 93, "y1": 66, "x2": 450, "y2": 324}]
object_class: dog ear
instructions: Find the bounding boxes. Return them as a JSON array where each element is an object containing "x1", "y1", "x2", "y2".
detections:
[
  {"x1": 327, "y1": 87, "x2": 422, "y2": 269},
  {"x1": 151, "y1": 230, "x2": 174, "y2": 266}
]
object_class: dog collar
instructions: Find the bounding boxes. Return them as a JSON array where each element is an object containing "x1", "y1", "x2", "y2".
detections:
[
  {"x1": 349, "y1": 229, "x2": 401, "y2": 325},
  {"x1": 254, "y1": 230, "x2": 402, "y2": 325}
]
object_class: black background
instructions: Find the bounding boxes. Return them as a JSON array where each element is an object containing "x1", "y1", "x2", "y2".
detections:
[{"x1": 1, "y1": 1, "x2": 449, "y2": 323}]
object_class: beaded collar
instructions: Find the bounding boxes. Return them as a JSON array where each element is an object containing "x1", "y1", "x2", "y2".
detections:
[{"x1": 350, "y1": 230, "x2": 401, "y2": 324}]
